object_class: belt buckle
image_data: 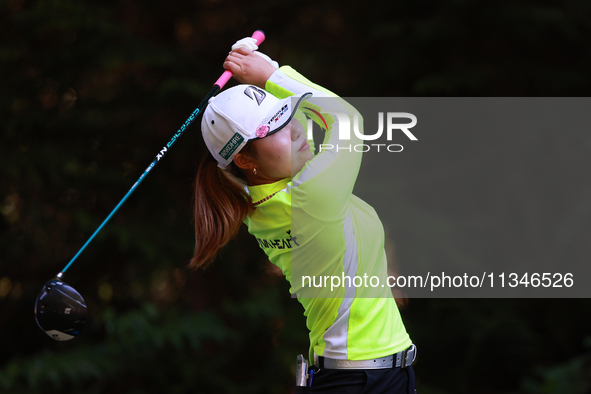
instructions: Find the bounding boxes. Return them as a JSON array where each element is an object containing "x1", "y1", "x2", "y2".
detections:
[
  {"x1": 404, "y1": 344, "x2": 417, "y2": 367},
  {"x1": 396, "y1": 344, "x2": 417, "y2": 368}
]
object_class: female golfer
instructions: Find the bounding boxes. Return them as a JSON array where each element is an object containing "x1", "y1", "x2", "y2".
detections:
[{"x1": 190, "y1": 39, "x2": 416, "y2": 393}]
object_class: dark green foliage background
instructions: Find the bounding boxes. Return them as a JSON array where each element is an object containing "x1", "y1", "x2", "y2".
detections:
[{"x1": 1, "y1": 0, "x2": 590, "y2": 393}]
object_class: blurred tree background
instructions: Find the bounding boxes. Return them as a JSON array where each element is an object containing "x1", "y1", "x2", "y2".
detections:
[{"x1": 2, "y1": 0, "x2": 591, "y2": 393}]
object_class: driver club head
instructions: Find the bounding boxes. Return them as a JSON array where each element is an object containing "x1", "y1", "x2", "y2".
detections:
[{"x1": 34, "y1": 278, "x2": 87, "y2": 341}]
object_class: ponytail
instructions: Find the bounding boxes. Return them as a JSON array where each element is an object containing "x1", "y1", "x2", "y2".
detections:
[{"x1": 189, "y1": 146, "x2": 255, "y2": 270}]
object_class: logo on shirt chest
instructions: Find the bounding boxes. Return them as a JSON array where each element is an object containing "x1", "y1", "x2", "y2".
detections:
[{"x1": 256, "y1": 230, "x2": 300, "y2": 250}]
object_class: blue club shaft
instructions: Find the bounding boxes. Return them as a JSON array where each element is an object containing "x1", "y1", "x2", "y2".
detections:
[{"x1": 59, "y1": 84, "x2": 221, "y2": 276}]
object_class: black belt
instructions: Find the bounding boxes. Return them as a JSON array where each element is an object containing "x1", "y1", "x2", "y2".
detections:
[{"x1": 314, "y1": 344, "x2": 417, "y2": 370}]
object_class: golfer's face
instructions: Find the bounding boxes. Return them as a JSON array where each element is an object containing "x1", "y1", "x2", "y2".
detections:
[{"x1": 252, "y1": 118, "x2": 313, "y2": 180}]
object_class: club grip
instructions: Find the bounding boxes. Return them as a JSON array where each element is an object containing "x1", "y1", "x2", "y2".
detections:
[
  {"x1": 214, "y1": 30, "x2": 266, "y2": 89},
  {"x1": 251, "y1": 30, "x2": 266, "y2": 44}
]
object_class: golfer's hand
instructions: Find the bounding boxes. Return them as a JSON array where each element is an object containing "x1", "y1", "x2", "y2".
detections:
[{"x1": 223, "y1": 48, "x2": 276, "y2": 88}]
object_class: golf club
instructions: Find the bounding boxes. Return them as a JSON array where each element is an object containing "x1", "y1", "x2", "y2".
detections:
[{"x1": 35, "y1": 30, "x2": 266, "y2": 341}]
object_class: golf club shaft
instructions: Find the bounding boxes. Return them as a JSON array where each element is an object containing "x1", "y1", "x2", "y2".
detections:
[{"x1": 58, "y1": 30, "x2": 266, "y2": 277}]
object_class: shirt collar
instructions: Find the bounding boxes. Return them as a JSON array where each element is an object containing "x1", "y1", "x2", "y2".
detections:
[{"x1": 248, "y1": 178, "x2": 290, "y2": 206}]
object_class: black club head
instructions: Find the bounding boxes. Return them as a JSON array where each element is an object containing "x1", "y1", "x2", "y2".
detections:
[{"x1": 34, "y1": 278, "x2": 87, "y2": 341}]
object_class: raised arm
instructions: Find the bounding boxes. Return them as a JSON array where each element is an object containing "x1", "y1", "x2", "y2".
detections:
[
  {"x1": 224, "y1": 49, "x2": 364, "y2": 220},
  {"x1": 266, "y1": 67, "x2": 364, "y2": 221}
]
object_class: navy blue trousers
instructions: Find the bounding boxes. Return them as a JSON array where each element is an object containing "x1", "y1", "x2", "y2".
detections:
[{"x1": 294, "y1": 365, "x2": 416, "y2": 393}]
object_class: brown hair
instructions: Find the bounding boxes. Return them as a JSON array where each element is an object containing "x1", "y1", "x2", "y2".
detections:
[{"x1": 189, "y1": 143, "x2": 257, "y2": 270}]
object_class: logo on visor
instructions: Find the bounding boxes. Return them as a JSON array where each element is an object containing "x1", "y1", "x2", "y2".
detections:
[
  {"x1": 219, "y1": 132, "x2": 245, "y2": 160},
  {"x1": 265, "y1": 104, "x2": 289, "y2": 126},
  {"x1": 244, "y1": 86, "x2": 266, "y2": 106}
]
